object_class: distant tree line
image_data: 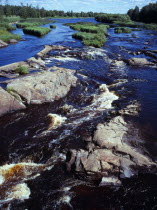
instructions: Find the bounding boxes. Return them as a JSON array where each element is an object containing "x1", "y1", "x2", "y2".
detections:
[
  {"x1": 127, "y1": 3, "x2": 157, "y2": 23},
  {"x1": 0, "y1": 2, "x2": 100, "y2": 19}
]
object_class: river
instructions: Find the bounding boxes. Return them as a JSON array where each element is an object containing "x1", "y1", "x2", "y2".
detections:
[{"x1": 0, "y1": 18, "x2": 157, "y2": 209}]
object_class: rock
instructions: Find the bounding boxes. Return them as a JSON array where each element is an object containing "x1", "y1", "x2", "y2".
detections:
[
  {"x1": 66, "y1": 116, "x2": 156, "y2": 184},
  {"x1": 119, "y1": 101, "x2": 141, "y2": 116},
  {"x1": 0, "y1": 62, "x2": 29, "y2": 73},
  {"x1": 144, "y1": 42, "x2": 149, "y2": 45},
  {"x1": 0, "y1": 87, "x2": 26, "y2": 116},
  {"x1": 125, "y1": 57, "x2": 152, "y2": 66},
  {"x1": 0, "y1": 40, "x2": 8, "y2": 48},
  {"x1": 9, "y1": 39, "x2": 18, "y2": 44},
  {"x1": 27, "y1": 57, "x2": 45, "y2": 68},
  {"x1": 6, "y1": 68, "x2": 77, "y2": 105},
  {"x1": 37, "y1": 45, "x2": 68, "y2": 58}
]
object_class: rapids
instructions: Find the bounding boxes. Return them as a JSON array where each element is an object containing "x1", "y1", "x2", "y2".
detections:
[{"x1": 0, "y1": 18, "x2": 157, "y2": 209}]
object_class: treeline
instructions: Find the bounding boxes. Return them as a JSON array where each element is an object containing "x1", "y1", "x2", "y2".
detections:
[
  {"x1": 127, "y1": 3, "x2": 157, "y2": 23},
  {"x1": 0, "y1": 3, "x2": 100, "y2": 19}
]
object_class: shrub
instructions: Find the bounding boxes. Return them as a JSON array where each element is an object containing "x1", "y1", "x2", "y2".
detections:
[
  {"x1": 50, "y1": 25, "x2": 56, "y2": 29},
  {"x1": 23, "y1": 26, "x2": 51, "y2": 36},
  {"x1": 114, "y1": 27, "x2": 132, "y2": 33},
  {"x1": 14, "y1": 65, "x2": 29, "y2": 74},
  {"x1": 113, "y1": 21, "x2": 139, "y2": 28}
]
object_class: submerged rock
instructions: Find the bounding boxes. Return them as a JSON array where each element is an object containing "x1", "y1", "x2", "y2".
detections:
[
  {"x1": 125, "y1": 58, "x2": 152, "y2": 66},
  {"x1": 66, "y1": 116, "x2": 156, "y2": 185}
]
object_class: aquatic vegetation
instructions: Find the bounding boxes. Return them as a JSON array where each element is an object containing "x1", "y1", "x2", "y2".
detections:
[
  {"x1": 0, "y1": 23, "x2": 16, "y2": 31},
  {"x1": 50, "y1": 25, "x2": 56, "y2": 29},
  {"x1": 144, "y1": 23, "x2": 157, "y2": 31},
  {"x1": 113, "y1": 21, "x2": 139, "y2": 28},
  {"x1": 0, "y1": 28, "x2": 21, "y2": 42},
  {"x1": 66, "y1": 22, "x2": 109, "y2": 47},
  {"x1": 14, "y1": 65, "x2": 29, "y2": 74},
  {"x1": 16, "y1": 19, "x2": 54, "y2": 28},
  {"x1": 72, "y1": 32, "x2": 106, "y2": 48},
  {"x1": 23, "y1": 26, "x2": 51, "y2": 37},
  {"x1": 114, "y1": 27, "x2": 132, "y2": 33}
]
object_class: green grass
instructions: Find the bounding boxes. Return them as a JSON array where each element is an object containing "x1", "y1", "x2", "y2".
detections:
[
  {"x1": 114, "y1": 27, "x2": 132, "y2": 33},
  {"x1": 65, "y1": 22, "x2": 109, "y2": 48},
  {"x1": 72, "y1": 32, "x2": 106, "y2": 48},
  {"x1": 144, "y1": 23, "x2": 157, "y2": 31},
  {"x1": 1, "y1": 16, "x2": 21, "y2": 23},
  {"x1": 17, "y1": 19, "x2": 55, "y2": 28},
  {"x1": 14, "y1": 65, "x2": 29, "y2": 74},
  {"x1": 0, "y1": 23, "x2": 16, "y2": 31},
  {"x1": 113, "y1": 21, "x2": 139, "y2": 28},
  {"x1": 0, "y1": 28, "x2": 21, "y2": 42},
  {"x1": 23, "y1": 26, "x2": 51, "y2": 37},
  {"x1": 50, "y1": 25, "x2": 56, "y2": 29},
  {"x1": 16, "y1": 22, "x2": 42, "y2": 28},
  {"x1": 95, "y1": 14, "x2": 131, "y2": 23}
]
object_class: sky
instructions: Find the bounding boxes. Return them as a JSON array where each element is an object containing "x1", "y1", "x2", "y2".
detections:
[{"x1": 5, "y1": 0, "x2": 157, "y2": 13}]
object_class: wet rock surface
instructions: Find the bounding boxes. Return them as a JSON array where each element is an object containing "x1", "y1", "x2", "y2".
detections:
[
  {"x1": 0, "y1": 40, "x2": 8, "y2": 48},
  {"x1": 125, "y1": 57, "x2": 152, "y2": 66},
  {"x1": 66, "y1": 115, "x2": 156, "y2": 184}
]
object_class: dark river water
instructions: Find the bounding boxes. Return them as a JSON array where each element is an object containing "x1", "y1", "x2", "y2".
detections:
[{"x1": 0, "y1": 18, "x2": 157, "y2": 209}]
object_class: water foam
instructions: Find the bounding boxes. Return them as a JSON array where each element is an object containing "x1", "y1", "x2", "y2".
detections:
[{"x1": 47, "y1": 113, "x2": 67, "y2": 129}]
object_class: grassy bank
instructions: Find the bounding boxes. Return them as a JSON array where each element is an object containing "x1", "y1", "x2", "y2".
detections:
[
  {"x1": 17, "y1": 19, "x2": 55, "y2": 28},
  {"x1": 0, "y1": 28, "x2": 21, "y2": 42},
  {"x1": 65, "y1": 22, "x2": 109, "y2": 47},
  {"x1": 144, "y1": 23, "x2": 157, "y2": 31},
  {"x1": 114, "y1": 27, "x2": 132, "y2": 33},
  {"x1": 23, "y1": 26, "x2": 51, "y2": 37},
  {"x1": 95, "y1": 14, "x2": 131, "y2": 24}
]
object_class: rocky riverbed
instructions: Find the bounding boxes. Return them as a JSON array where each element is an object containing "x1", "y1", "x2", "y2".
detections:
[{"x1": 0, "y1": 18, "x2": 157, "y2": 209}]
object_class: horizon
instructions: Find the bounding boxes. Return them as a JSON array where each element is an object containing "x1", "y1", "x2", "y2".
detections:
[{"x1": 2, "y1": 0, "x2": 157, "y2": 14}]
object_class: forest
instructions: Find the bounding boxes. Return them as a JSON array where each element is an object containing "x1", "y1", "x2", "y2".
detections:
[
  {"x1": 0, "y1": 3, "x2": 101, "y2": 19},
  {"x1": 127, "y1": 3, "x2": 157, "y2": 23}
]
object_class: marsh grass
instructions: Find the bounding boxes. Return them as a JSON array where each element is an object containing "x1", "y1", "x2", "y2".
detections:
[
  {"x1": 0, "y1": 28, "x2": 21, "y2": 42},
  {"x1": 114, "y1": 27, "x2": 132, "y2": 33},
  {"x1": 66, "y1": 22, "x2": 109, "y2": 47},
  {"x1": 23, "y1": 26, "x2": 51, "y2": 36},
  {"x1": 144, "y1": 23, "x2": 157, "y2": 31}
]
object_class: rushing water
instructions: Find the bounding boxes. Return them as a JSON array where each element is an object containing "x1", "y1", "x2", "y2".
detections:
[{"x1": 0, "y1": 18, "x2": 157, "y2": 209}]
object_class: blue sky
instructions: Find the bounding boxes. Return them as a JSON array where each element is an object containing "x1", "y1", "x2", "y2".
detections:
[{"x1": 4, "y1": 0, "x2": 157, "y2": 13}]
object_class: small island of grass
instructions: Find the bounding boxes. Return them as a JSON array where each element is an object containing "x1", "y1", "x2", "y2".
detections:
[
  {"x1": 65, "y1": 22, "x2": 109, "y2": 48},
  {"x1": 114, "y1": 27, "x2": 132, "y2": 33},
  {"x1": 23, "y1": 26, "x2": 51, "y2": 37}
]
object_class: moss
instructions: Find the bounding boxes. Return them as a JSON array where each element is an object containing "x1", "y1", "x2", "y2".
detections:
[
  {"x1": 114, "y1": 27, "x2": 132, "y2": 33},
  {"x1": 23, "y1": 26, "x2": 51, "y2": 37},
  {"x1": 14, "y1": 65, "x2": 29, "y2": 74}
]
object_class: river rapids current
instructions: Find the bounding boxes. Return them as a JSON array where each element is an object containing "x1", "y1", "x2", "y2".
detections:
[{"x1": 0, "y1": 18, "x2": 157, "y2": 209}]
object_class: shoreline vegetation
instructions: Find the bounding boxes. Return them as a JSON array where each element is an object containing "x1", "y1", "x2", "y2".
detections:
[{"x1": 65, "y1": 22, "x2": 109, "y2": 48}]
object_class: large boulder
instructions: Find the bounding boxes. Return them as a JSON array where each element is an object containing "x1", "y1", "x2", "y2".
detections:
[
  {"x1": 66, "y1": 116, "x2": 156, "y2": 185},
  {"x1": 0, "y1": 87, "x2": 26, "y2": 116},
  {"x1": 6, "y1": 68, "x2": 77, "y2": 105},
  {"x1": 125, "y1": 57, "x2": 152, "y2": 66}
]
